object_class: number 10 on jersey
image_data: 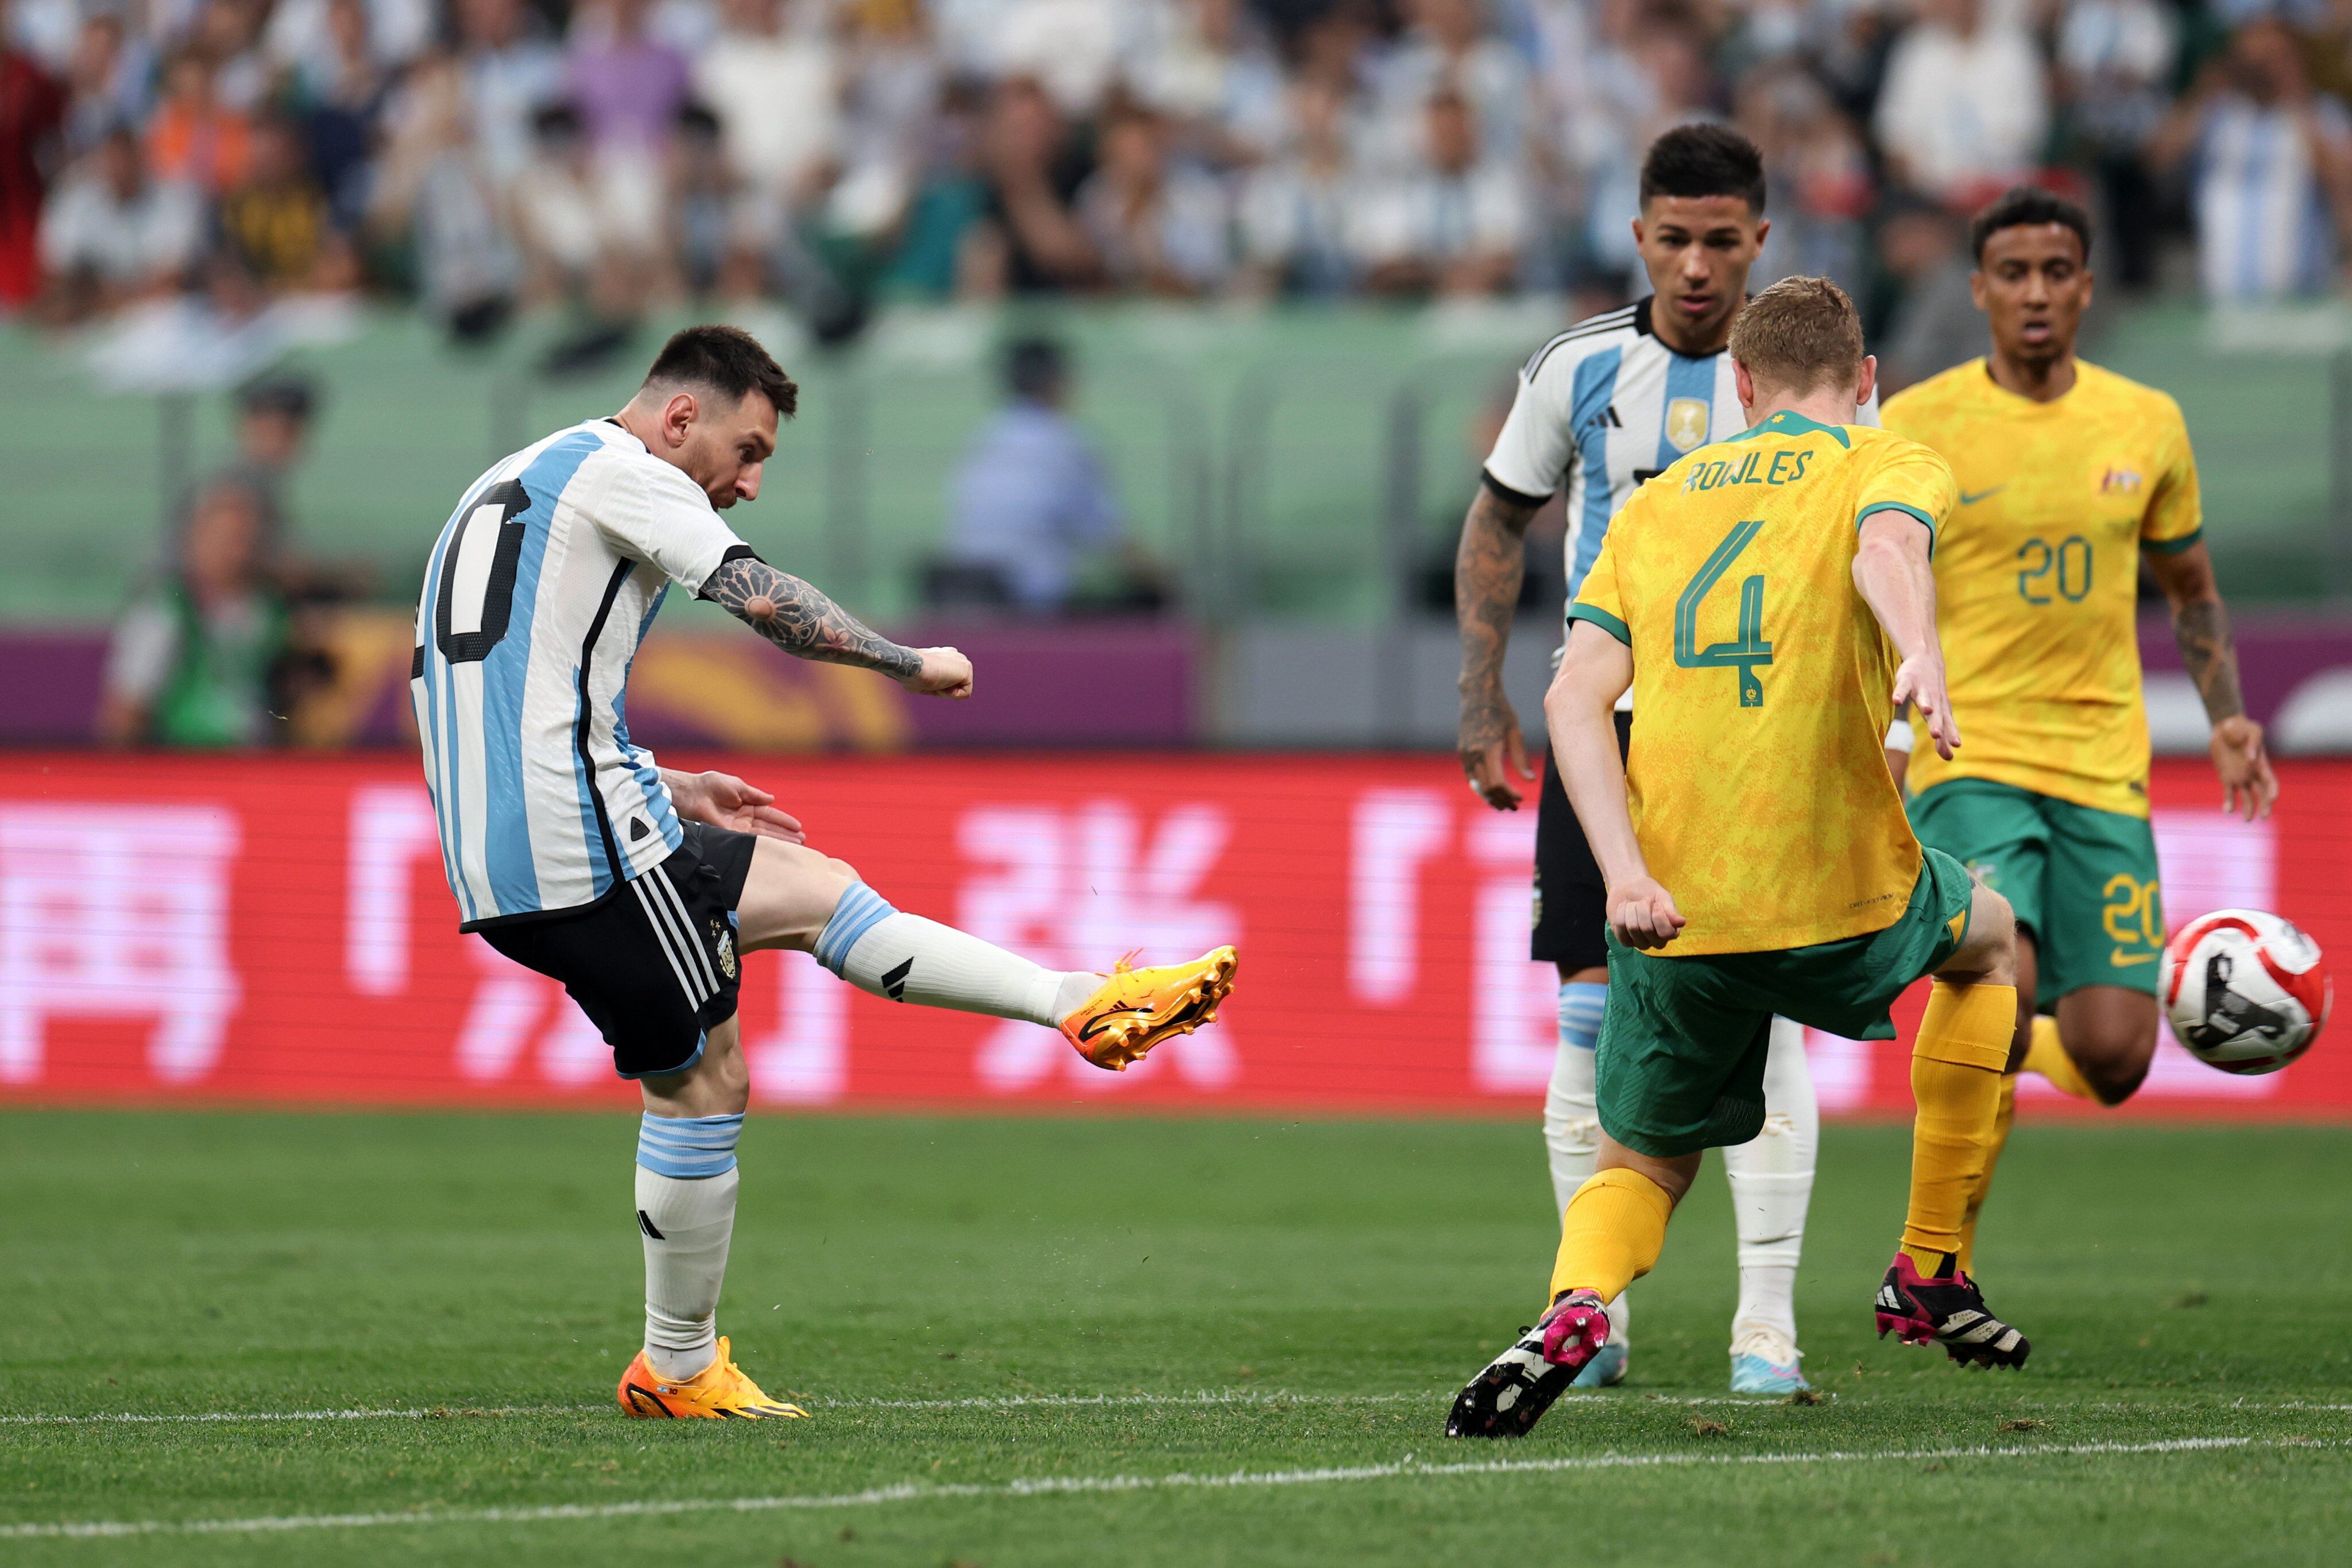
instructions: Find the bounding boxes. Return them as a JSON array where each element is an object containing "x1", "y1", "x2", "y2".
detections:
[{"x1": 1674, "y1": 519, "x2": 1773, "y2": 707}]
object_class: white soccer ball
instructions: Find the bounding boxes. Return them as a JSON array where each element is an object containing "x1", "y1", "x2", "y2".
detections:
[{"x1": 2161, "y1": 909, "x2": 2331, "y2": 1075}]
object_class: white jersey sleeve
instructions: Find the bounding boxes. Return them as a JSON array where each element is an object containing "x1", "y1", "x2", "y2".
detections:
[
  {"x1": 1483, "y1": 355, "x2": 1575, "y2": 501},
  {"x1": 593, "y1": 452, "x2": 751, "y2": 594}
]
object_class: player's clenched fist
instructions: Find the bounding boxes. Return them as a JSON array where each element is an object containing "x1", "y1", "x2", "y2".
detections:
[
  {"x1": 1607, "y1": 875, "x2": 1686, "y2": 950},
  {"x1": 899, "y1": 646, "x2": 974, "y2": 699}
]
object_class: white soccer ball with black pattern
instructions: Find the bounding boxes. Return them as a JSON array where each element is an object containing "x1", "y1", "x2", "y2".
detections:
[{"x1": 2161, "y1": 909, "x2": 2331, "y2": 1075}]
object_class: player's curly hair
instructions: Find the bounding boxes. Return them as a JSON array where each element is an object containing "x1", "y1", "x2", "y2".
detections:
[
  {"x1": 1970, "y1": 186, "x2": 2093, "y2": 265},
  {"x1": 1639, "y1": 125, "x2": 1766, "y2": 215},
  {"x1": 642, "y1": 325, "x2": 799, "y2": 419},
  {"x1": 1726, "y1": 276, "x2": 1864, "y2": 394}
]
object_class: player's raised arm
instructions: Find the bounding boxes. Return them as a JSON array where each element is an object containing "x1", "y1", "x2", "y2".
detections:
[
  {"x1": 698, "y1": 553, "x2": 973, "y2": 699},
  {"x1": 1853, "y1": 509, "x2": 1958, "y2": 761},
  {"x1": 2141, "y1": 539, "x2": 2275, "y2": 820}
]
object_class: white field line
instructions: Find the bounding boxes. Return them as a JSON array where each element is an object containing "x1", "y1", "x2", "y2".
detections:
[
  {"x1": 9, "y1": 1392, "x2": 2352, "y2": 1427},
  {"x1": 2, "y1": 1435, "x2": 2338, "y2": 1541}
]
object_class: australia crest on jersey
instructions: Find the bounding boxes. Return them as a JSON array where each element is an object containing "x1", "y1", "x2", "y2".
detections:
[
  {"x1": 1666, "y1": 397, "x2": 1710, "y2": 452},
  {"x1": 2099, "y1": 466, "x2": 2143, "y2": 496}
]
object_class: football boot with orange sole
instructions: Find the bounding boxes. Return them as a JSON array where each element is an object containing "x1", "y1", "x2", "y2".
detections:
[
  {"x1": 617, "y1": 1335, "x2": 810, "y2": 1419},
  {"x1": 1059, "y1": 946, "x2": 1239, "y2": 1071}
]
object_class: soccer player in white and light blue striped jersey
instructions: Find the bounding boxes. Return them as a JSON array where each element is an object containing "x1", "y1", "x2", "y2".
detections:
[
  {"x1": 413, "y1": 327, "x2": 1237, "y2": 1418},
  {"x1": 1454, "y1": 127, "x2": 1879, "y2": 1395}
]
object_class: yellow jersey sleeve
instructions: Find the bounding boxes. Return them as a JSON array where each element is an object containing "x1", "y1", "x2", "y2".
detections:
[
  {"x1": 2140, "y1": 398, "x2": 2203, "y2": 553},
  {"x1": 1852, "y1": 438, "x2": 1958, "y2": 552},
  {"x1": 1567, "y1": 521, "x2": 1630, "y2": 645}
]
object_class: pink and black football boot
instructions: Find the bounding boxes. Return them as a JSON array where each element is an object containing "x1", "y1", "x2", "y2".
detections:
[
  {"x1": 1875, "y1": 1250, "x2": 2031, "y2": 1369},
  {"x1": 1446, "y1": 1289, "x2": 1612, "y2": 1438}
]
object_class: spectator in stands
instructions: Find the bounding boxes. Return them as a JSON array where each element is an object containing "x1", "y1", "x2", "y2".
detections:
[
  {"x1": 367, "y1": 53, "x2": 520, "y2": 340},
  {"x1": 102, "y1": 479, "x2": 296, "y2": 749},
  {"x1": 992, "y1": 0, "x2": 1123, "y2": 118},
  {"x1": 1374, "y1": 0, "x2": 1533, "y2": 170},
  {"x1": 1132, "y1": 0, "x2": 1287, "y2": 168},
  {"x1": 0, "y1": 0, "x2": 64, "y2": 310},
  {"x1": 569, "y1": 0, "x2": 690, "y2": 155},
  {"x1": 2056, "y1": 0, "x2": 2176, "y2": 289},
  {"x1": 60, "y1": 9, "x2": 149, "y2": 157},
  {"x1": 1078, "y1": 100, "x2": 1231, "y2": 296},
  {"x1": 1874, "y1": 197, "x2": 1982, "y2": 393},
  {"x1": 1239, "y1": 75, "x2": 1361, "y2": 296},
  {"x1": 669, "y1": 100, "x2": 767, "y2": 299},
  {"x1": 192, "y1": 0, "x2": 272, "y2": 114},
  {"x1": 144, "y1": 47, "x2": 252, "y2": 195},
  {"x1": 935, "y1": 335, "x2": 1145, "y2": 614},
  {"x1": 1353, "y1": 90, "x2": 1529, "y2": 296},
  {"x1": 694, "y1": 0, "x2": 840, "y2": 208},
  {"x1": 217, "y1": 113, "x2": 354, "y2": 292},
  {"x1": 455, "y1": 0, "x2": 564, "y2": 183},
  {"x1": 1740, "y1": 63, "x2": 1872, "y2": 292},
  {"x1": 1873, "y1": 0, "x2": 2050, "y2": 204},
  {"x1": 2151, "y1": 17, "x2": 2352, "y2": 301},
  {"x1": 37, "y1": 123, "x2": 202, "y2": 321},
  {"x1": 289, "y1": 0, "x2": 390, "y2": 232},
  {"x1": 169, "y1": 375, "x2": 316, "y2": 582},
  {"x1": 965, "y1": 74, "x2": 1098, "y2": 294}
]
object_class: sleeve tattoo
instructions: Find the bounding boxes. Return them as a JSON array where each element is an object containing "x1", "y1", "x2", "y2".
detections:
[
  {"x1": 1456, "y1": 485, "x2": 1538, "y2": 695},
  {"x1": 2171, "y1": 597, "x2": 2246, "y2": 723},
  {"x1": 699, "y1": 554, "x2": 922, "y2": 679}
]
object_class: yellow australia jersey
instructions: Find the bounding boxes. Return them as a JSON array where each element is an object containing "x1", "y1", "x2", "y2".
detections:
[
  {"x1": 1882, "y1": 359, "x2": 2201, "y2": 819},
  {"x1": 1569, "y1": 410, "x2": 1958, "y2": 955}
]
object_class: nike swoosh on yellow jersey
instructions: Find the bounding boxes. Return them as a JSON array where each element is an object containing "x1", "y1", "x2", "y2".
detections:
[
  {"x1": 2111, "y1": 948, "x2": 2157, "y2": 966},
  {"x1": 1959, "y1": 487, "x2": 2005, "y2": 505}
]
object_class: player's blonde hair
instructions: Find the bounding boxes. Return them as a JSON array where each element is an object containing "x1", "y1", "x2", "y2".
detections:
[{"x1": 1727, "y1": 276, "x2": 1864, "y2": 396}]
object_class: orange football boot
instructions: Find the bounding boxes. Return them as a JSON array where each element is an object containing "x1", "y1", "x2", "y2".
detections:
[
  {"x1": 1059, "y1": 946, "x2": 1239, "y2": 1071},
  {"x1": 616, "y1": 1336, "x2": 810, "y2": 1419}
]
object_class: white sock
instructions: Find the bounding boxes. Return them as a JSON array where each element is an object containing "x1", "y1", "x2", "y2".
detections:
[
  {"x1": 635, "y1": 1113, "x2": 743, "y2": 1381},
  {"x1": 1544, "y1": 980, "x2": 1627, "y2": 1342},
  {"x1": 1723, "y1": 1016, "x2": 1819, "y2": 1347},
  {"x1": 813, "y1": 883, "x2": 1077, "y2": 1025}
]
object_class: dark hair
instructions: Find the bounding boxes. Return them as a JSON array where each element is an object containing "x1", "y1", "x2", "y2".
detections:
[
  {"x1": 239, "y1": 374, "x2": 316, "y2": 421},
  {"x1": 642, "y1": 325, "x2": 799, "y2": 419},
  {"x1": 1003, "y1": 335, "x2": 1066, "y2": 400},
  {"x1": 1639, "y1": 124, "x2": 1766, "y2": 215},
  {"x1": 1970, "y1": 185, "x2": 2092, "y2": 264}
]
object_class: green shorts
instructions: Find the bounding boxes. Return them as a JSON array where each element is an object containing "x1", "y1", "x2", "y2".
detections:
[
  {"x1": 1595, "y1": 847, "x2": 1976, "y2": 1159},
  {"x1": 1907, "y1": 779, "x2": 2161, "y2": 1010}
]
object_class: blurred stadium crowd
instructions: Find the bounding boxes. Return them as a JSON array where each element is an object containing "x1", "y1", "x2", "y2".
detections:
[{"x1": 8, "y1": 0, "x2": 2352, "y2": 339}]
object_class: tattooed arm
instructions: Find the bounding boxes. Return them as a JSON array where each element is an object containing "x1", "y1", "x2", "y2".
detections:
[
  {"x1": 1456, "y1": 478, "x2": 1545, "y2": 809},
  {"x1": 699, "y1": 551, "x2": 973, "y2": 696},
  {"x1": 2143, "y1": 539, "x2": 2274, "y2": 820}
]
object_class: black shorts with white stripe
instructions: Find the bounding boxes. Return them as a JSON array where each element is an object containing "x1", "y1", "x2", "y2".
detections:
[{"x1": 478, "y1": 823, "x2": 759, "y2": 1079}]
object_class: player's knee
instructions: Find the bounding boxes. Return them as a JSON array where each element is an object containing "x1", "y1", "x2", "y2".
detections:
[
  {"x1": 1951, "y1": 889, "x2": 2017, "y2": 988},
  {"x1": 2070, "y1": 1016, "x2": 2157, "y2": 1106}
]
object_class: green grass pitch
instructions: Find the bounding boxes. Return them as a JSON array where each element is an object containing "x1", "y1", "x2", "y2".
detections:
[{"x1": 3, "y1": 1112, "x2": 2348, "y2": 1566}]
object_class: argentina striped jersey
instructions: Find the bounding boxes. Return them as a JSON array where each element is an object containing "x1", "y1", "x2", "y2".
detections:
[
  {"x1": 1482, "y1": 296, "x2": 1879, "y2": 614},
  {"x1": 411, "y1": 419, "x2": 751, "y2": 930}
]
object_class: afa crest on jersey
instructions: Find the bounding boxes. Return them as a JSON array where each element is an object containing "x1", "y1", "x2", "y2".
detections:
[{"x1": 1666, "y1": 398, "x2": 1711, "y2": 452}]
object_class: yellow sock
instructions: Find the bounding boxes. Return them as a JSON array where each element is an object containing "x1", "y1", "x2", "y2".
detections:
[
  {"x1": 1902, "y1": 980, "x2": 2015, "y2": 1273},
  {"x1": 1548, "y1": 1167, "x2": 1673, "y2": 1304},
  {"x1": 2023, "y1": 1015, "x2": 2098, "y2": 1102},
  {"x1": 1956, "y1": 1072, "x2": 2017, "y2": 1276}
]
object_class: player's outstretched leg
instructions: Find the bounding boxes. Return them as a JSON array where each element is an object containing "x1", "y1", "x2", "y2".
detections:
[
  {"x1": 1542, "y1": 977, "x2": 1628, "y2": 1387},
  {"x1": 1882, "y1": 881, "x2": 2030, "y2": 1370},
  {"x1": 740, "y1": 839, "x2": 1237, "y2": 1071},
  {"x1": 1449, "y1": 1157, "x2": 1687, "y2": 1438},
  {"x1": 1723, "y1": 1016, "x2": 1816, "y2": 1393}
]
